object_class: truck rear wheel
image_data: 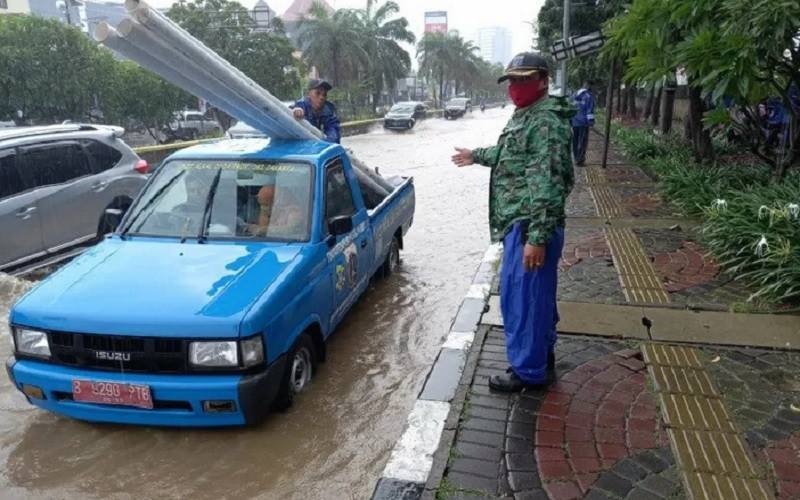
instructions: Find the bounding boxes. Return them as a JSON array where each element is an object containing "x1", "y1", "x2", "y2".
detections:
[
  {"x1": 382, "y1": 236, "x2": 401, "y2": 278},
  {"x1": 272, "y1": 333, "x2": 316, "y2": 411}
]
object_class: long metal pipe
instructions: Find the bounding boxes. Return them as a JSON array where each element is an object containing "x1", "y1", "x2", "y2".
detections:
[
  {"x1": 129, "y1": 2, "x2": 322, "y2": 140},
  {"x1": 110, "y1": 19, "x2": 272, "y2": 134}
]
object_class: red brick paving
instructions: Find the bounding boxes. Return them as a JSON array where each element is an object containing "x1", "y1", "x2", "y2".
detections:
[
  {"x1": 621, "y1": 192, "x2": 666, "y2": 217},
  {"x1": 533, "y1": 349, "x2": 667, "y2": 496},
  {"x1": 763, "y1": 433, "x2": 800, "y2": 499},
  {"x1": 560, "y1": 231, "x2": 612, "y2": 270},
  {"x1": 652, "y1": 241, "x2": 720, "y2": 292}
]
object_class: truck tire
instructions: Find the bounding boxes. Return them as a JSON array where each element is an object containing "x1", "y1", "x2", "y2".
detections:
[
  {"x1": 382, "y1": 236, "x2": 401, "y2": 278},
  {"x1": 272, "y1": 333, "x2": 316, "y2": 411}
]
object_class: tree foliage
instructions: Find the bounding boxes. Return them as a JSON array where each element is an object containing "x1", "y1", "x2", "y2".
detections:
[
  {"x1": 0, "y1": 14, "x2": 191, "y2": 139},
  {"x1": 167, "y1": 0, "x2": 303, "y2": 99},
  {"x1": 605, "y1": 0, "x2": 800, "y2": 176},
  {"x1": 535, "y1": 0, "x2": 626, "y2": 90},
  {"x1": 0, "y1": 16, "x2": 103, "y2": 123},
  {"x1": 416, "y1": 32, "x2": 482, "y2": 105}
]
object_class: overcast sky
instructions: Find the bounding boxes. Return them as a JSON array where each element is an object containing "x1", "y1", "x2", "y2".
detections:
[{"x1": 145, "y1": 0, "x2": 547, "y2": 59}]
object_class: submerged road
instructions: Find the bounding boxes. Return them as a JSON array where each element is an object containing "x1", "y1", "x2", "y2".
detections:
[{"x1": 0, "y1": 107, "x2": 511, "y2": 500}]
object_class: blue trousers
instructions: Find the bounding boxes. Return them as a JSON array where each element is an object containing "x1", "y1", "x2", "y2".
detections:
[
  {"x1": 572, "y1": 126, "x2": 589, "y2": 164},
  {"x1": 500, "y1": 223, "x2": 564, "y2": 384}
]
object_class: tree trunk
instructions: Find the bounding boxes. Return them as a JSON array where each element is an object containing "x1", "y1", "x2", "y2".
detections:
[
  {"x1": 439, "y1": 67, "x2": 445, "y2": 108},
  {"x1": 643, "y1": 87, "x2": 654, "y2": 121},
  {"x1": 621, "y1": 84, "x2": 629, "y2": 116},
  {"x1": 688, "y1": 85, "x2": 714, "y2": 161},
  {"x1": 661, "y1": 86, "x2": 676, "y2": 134},
  {"x1": 651, "y1": 87, "x2": 662, "y2": 127},
  {"x1": 616, "y1": 83, "x2": 624, "y2": 115},
  {"x1": 628, "y1": 87, "x2": 638, "y2": 119}
]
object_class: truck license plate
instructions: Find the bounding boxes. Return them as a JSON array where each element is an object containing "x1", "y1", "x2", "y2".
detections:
[{"x1": 72, "y1": 380, "x2": 153, "y2": 409}]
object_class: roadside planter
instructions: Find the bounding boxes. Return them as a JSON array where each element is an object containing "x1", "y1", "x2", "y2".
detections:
[{"x1": 6, "y1": 138, "x2": 415, "y2": 426}]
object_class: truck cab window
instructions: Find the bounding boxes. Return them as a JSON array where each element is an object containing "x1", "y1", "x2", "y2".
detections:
[{"x1": 325, "y1": 162, "x2": 356, "y2": 220}]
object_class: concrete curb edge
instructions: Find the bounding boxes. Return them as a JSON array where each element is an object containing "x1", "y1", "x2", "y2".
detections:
[{"x1": 371, "y1": 243, "x2": 502, "y2": 499}]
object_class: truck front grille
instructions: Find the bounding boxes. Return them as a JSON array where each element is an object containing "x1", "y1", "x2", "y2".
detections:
[{"x1": 45, "y1": 331, "x2": 188, "y2": 374}]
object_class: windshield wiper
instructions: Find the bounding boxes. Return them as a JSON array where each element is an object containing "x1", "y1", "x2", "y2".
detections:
[
  {"x1": 120, "y1": 170, "x2": 186, "y2": 239},
  {"x1": 197, "y1": 168, "x2": 222, "y2": 244}
]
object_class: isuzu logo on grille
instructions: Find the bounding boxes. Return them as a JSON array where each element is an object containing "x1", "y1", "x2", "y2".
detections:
[{"x1": 95, "y1": 351, "x2": 131, "y2": 362}]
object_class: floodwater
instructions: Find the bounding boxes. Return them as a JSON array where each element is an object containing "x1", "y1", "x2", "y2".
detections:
[{"x1": 0, "y1": 108, "x2": 511, "y2": 500}]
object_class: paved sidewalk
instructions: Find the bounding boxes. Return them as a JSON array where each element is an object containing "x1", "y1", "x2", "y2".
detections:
[
  {"x1": 425, "y1": 133, "x2": 800, "y2": 500},
  {"x1": 561, "y1": 130, "x2": 752, "y2": 310}
]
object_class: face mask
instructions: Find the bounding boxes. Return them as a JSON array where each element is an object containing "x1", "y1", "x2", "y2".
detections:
[{"x1": 508, "y1": 78, "x2": 548, "y2": 108}]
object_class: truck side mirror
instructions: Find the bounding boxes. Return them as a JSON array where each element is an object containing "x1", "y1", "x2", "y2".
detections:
[{"x1": 327, "y1": 215, "x2": 353, "y2": 236}]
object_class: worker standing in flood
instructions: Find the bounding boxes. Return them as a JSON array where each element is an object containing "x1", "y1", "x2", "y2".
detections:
[{"x1": 292, "y1": 79, "x2": 342, "y2": 144}]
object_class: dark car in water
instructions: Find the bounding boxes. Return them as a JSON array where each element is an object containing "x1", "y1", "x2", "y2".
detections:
[
  {"x1": 383, "y1": 102, "x2": 427, "y2": 131},
  {"x1": 444, "y1": 98, "x2": 472, "y2": 120}
]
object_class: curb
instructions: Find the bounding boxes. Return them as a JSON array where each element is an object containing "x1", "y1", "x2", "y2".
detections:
[{"x1": 371, "y1": 243, "x2": 502, "y2": 500}]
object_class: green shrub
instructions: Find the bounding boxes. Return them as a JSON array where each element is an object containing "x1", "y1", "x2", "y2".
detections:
[
  {"x1": 701, "y1": 173, "x2": 800, "y2": 303},
  {"x1": 612, "y1": 124, "x2": 800, "y2": 304},
  {"x1": 658, "y1": 161, "x2": 772, "y2": 217}
]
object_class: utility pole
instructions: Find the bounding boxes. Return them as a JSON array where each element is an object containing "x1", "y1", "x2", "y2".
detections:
[{"x1": 560, "y1": 0, "x2": 570, "y2": 96}]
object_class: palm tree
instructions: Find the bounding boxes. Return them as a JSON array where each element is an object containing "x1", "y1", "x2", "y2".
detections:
[
  {"x1": 417, "y1": 32, "x2": 448, "y2": 106},
  {"x1": 297, "y1": 2, "x2": 368, "y2": 86},
  {"x1": 417, "y1": 32, "x2": 481, "y2": 106},
  {"x1": 358, "y1": 1, "x2": 416, "y2": 108}
]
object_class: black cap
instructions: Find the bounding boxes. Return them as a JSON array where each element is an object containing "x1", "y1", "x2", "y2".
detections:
[
  {"x1": 497, "y1": 52, "x2": 549, "y2": 83},
  {"x1": 307, "y1": 79, "x2": 332, "y2": 91}
]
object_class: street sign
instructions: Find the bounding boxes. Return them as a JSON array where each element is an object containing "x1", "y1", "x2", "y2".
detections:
[
  {"x1": 570, "y1": 31, "x2": 605, "y2": 57},
  {"x1": 550, "y1": 30, "x2": 605, "y2": 61}
]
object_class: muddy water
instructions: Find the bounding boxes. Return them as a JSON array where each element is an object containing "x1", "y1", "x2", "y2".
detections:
[{"x1": 0, "y1": 108, "x2": 512, "y2": 500}]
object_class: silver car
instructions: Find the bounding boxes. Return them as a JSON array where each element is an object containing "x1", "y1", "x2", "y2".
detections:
[{"x1": 0, "y1": 124, "x2": 148, "y2": 272}]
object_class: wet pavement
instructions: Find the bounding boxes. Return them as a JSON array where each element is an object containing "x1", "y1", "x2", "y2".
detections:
[{"x1": 0, "y1": 109, "x2": 511, "y2": 499}]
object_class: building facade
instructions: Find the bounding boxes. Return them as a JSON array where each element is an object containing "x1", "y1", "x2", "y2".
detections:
[
  {"x1": 476, "y1": 26, "x2": 512, "y2": 65},
  {"x1": 0, "y1": 0, "x2": 30, "y2": 14}
]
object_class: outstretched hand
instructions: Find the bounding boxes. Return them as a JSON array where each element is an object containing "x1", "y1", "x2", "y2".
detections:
[
  {"x1": 451, "y1": 147, "x2": 474, "y2": 167},
  {"x1": 292, "y1": 108, "x2": 305, "y2": 120}
]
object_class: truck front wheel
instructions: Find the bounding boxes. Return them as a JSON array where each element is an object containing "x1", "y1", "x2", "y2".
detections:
[{"x1": 272, "y1": 333, "x2": 316, "y2": 411}]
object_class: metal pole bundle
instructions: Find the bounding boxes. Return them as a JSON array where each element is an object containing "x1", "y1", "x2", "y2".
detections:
[{"x1": 96, "y1": 0, "x2": 323, "y2": 141}]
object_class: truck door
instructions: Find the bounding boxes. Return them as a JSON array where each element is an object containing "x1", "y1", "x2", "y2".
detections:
[{"x1": 324, "y1": 158, "x2": 373, "y2": 324}]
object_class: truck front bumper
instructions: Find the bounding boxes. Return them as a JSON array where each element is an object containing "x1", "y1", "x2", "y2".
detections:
[{"x1": 5, "y1": 356, "x2": 286, "y2": 427}]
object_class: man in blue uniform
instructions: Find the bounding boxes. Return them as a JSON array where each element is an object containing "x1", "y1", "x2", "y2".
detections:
[
  {"x1": 292, "y1": 79, "x2": 342, "y2": 144},
  {"x1": 571, "y1": 81, "x2": 595, "y2": 166}
]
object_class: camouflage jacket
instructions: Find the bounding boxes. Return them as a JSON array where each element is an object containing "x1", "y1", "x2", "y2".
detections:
[{"x1": 473, "y1": 96, "x2": 576, "y2": 246}]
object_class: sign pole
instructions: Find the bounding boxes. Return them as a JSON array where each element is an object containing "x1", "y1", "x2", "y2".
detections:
[
  {"x1": 561, "y1": 0, "x2": 570, "y2": 96},
  {"x1": 602, "y1": 58, "x2": 618, "y2": 169}
]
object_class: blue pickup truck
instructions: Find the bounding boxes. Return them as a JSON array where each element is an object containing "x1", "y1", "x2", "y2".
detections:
[{"x1": 5, "y1": 137, "x2": 414, "y2": 426}]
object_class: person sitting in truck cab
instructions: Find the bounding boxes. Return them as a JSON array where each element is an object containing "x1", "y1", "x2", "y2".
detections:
[
  {"x1": 244, "y1": 183, "x2": 305, "y2": 238},
  {"x1": 292, "y1": 79, "x2": 341, "y2": 144}
]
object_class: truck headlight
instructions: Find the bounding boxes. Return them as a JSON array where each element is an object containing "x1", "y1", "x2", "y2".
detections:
[
  {"x1": 189, "y1": 341, "x2": 237, "y2": 367},
  {"x1": 14, "y1": 327, "x2": 51, "y2": 358},
  {"x1": 240, "y1": 336, "x2": 264, "y2": 368}
]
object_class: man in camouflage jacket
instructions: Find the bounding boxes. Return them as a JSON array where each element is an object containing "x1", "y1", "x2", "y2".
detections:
[{"x1": 452, "y1": 53, "x2": 575, "y2": 392}]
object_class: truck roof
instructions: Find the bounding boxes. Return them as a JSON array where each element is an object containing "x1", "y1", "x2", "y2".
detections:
[{"x1": 166, "y1": 137, "x2": 341, "y2": 163}]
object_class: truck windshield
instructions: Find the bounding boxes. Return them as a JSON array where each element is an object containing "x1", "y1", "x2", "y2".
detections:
[{"x1": 121, "y1": 159, "x2": 313, "y2": 242}]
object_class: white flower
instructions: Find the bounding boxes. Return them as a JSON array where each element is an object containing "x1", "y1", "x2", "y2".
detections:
[
  {"x1": 755, "y1": 235, "x2": 769, "y2": 257},
  {"x1": 758, "y1": 205, "x2": 770, "y2": 220},
  {"x1": 787, "y1": 203, "x2": 799, "y2": 220},
  {"x1": 711, "y1": 199, "x2": 728, "y2": 212}
]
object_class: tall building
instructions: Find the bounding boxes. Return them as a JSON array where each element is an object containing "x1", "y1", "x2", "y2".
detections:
[{"x1": 476, "y1": 26, "x2": 512, "y2": 65}]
